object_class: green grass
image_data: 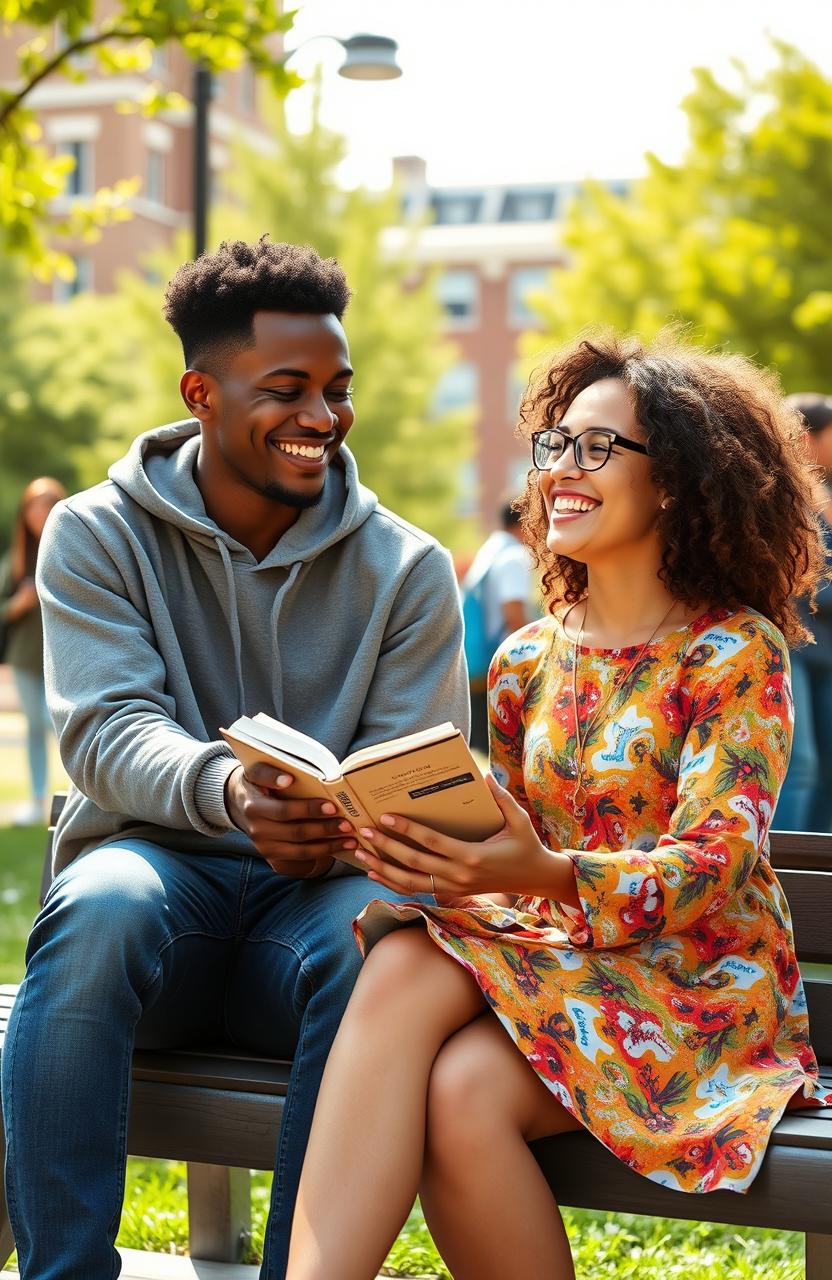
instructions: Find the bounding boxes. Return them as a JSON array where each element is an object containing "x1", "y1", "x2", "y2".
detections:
[
  {"x1": 0, "y1": 823, "x2": 46, "y2": 984},
  {"x1": 113, "y1": 1163, "x2": 803, "y2": 1276},
  {"x1": 0, "y1": 799, "x2": 807, "y2": 1277}
]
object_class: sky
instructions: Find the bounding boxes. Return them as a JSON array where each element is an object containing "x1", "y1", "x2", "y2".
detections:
[{"x1": 284, "y1": 0, "x2": 831, "y2": 190}]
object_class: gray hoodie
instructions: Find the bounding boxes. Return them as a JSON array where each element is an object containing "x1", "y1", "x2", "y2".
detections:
[{"x1": 38, "y1": 420, "x2": 470, "y2": 874}]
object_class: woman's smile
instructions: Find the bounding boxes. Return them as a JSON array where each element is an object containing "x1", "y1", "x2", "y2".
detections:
[{"x1": 547, "y1": 489, "x2": 602, "y2": 523}]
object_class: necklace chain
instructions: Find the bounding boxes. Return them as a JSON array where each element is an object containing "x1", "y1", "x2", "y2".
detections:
[{"x1": 569, "y1": 599, "x2": 677, "y2": 818}]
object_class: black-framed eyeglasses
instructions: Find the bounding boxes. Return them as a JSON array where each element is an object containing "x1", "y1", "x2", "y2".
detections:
[{"x1": 530, "y1": 427, "x2": 650, "y2": 473}]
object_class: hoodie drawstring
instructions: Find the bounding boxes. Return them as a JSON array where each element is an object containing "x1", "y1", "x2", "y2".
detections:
[
  {"x1": 215, "y1": 538, "x2": 246, "y2": 717},
  {"x1": 267, "y1": 559, "x2": 307, "y2": 714}
]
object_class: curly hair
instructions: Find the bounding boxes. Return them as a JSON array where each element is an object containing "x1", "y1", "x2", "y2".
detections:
[
  {"x1": 163, "y1": 236, "x2": 351, "y2": 373},
  {"x1": 516, "y1": 331, "x2": 827, "y2": 645}
]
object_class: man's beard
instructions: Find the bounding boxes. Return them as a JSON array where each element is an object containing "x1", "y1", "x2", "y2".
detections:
[{"x1": 262, "y1": 479, "x2": 325, "y2": 510}]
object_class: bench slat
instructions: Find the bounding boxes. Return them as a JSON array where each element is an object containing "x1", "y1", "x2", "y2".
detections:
[
  {"x1": 770, "y1": 1114, "x2": 832, "y2": 1149},
  {"x1": 133, "y1": 1049, "x2": 291, "y2": 1096},
  {"x1": 532, "y1": 1134, "x2": 832, "y2": 1234},
  {"x1": 770, "y1": 830, "x2": 832, "y2": 873},
  {"x1": 776, "y1": 869, "x2": 832, "y2": 964}
]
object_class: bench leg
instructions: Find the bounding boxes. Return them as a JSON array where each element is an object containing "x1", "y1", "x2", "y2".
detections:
[
  {"x1": 0, "y1": 1117, "x2": 16, "y2": 1269},
  {"x1": 186, "y1": 1162, "x2": 251, "y2": 1262},
  {"x1": 807, "y1": 1233, "x2": 832, "y2": 1280}
]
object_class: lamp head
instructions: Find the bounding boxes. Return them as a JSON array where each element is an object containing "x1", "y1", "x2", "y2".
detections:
[{"x1": 337, "y1": 33, "x2": 402, "y2": 80}]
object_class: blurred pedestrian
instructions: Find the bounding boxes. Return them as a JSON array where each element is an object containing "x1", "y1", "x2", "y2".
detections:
[
  {"x1": 774, "y1": 393, "x2": 832, "y2": 832},
  {"x1": 0, "y1": 477, "x2": 67, "y2": 824},
  {"x1": 461, "y1": 497, "x2": 536, "y2": 754}
]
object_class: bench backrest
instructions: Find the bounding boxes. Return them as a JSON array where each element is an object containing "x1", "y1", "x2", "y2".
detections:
[{"x1": 39, "y1": 796, "x2": 832, "y2": 1062}]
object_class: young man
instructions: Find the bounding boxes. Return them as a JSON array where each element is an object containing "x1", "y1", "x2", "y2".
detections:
[{"x1": 1, "y1": 238, "x2": 469, "y2": 1279}]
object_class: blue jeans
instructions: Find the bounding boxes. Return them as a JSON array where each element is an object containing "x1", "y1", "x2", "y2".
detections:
[
  {"x1": 11, "y1": 669, "x2": 49, "y2": 803},
  {"x1": 774, "y1": 651, "x2": 832, "y2": 832},
  {"x1": 1, "y1": 841, "x2": 403, "y2": 1279}
]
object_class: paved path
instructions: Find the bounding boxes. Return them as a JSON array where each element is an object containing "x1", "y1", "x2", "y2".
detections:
[
  {"x1": 0, "y1": 666, "x2": 67, "y2": 825},
  {"x1": 6, "y1": 1248, "x2": 387, "y2": 1278}
]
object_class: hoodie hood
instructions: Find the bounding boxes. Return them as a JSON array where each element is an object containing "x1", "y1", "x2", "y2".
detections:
[{"x1": 108, "y1": 418, "x2": 378, "y2": 567}]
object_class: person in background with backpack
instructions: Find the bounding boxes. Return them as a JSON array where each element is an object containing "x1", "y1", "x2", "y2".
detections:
[
  {"x1": 461, "y1": 497, "x2": 536, "y2": 753},
  {"x1": 0, "y1": 476, "x2": 67, "y2": 825},
  {"x1": 774, "y1": 392, "x2": 832, "y2": 832}
]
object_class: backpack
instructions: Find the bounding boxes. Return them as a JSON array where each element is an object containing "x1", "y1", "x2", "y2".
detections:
[{"x1": 460, "y1": 568, "x2": 501, "y2": 683}]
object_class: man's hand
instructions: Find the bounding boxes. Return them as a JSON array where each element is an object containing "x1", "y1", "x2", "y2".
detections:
[{"x1": 224, "y1": 762, "x2": 357, "y2": 879}]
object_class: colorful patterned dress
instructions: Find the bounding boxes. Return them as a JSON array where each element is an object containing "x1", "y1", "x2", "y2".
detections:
[{"x1": 354, "y1": 607, "x2": 832, "y2": 1194}]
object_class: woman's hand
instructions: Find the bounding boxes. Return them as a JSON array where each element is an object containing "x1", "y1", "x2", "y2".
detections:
[{"x1": 353, "y1": 773, "x2": 578, "y2": 905}]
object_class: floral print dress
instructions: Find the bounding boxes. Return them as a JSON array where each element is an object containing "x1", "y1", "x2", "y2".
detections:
[{"x1": 354, "y1": 607, "x2": 832, "y2": 1194}]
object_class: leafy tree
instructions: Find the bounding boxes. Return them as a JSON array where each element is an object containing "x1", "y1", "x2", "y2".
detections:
[
  {"x1": 0, "y1": 0, "x2": 296, "y2": 277},
  {"x1": 4, "y1": 98, "x2": 474, "y2": 548},
  {"x1": 0, "y1": 259, "x2": 93, "y2": 543},
  {"x1": 528, "y1": 41, "x2": 832, "y2": 392}
]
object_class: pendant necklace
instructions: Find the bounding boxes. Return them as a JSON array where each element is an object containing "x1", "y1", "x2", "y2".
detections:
[{"x1": 569, "y1": 598, "x2": 677, "y2": 818}]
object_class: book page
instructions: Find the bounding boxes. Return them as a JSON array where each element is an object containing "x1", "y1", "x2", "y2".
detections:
[
  {"x1": 246, "y1": 713, "x2": 342, "y2": 780},
  {"x1": 341, "y1": 721, "x2": 457, "y2": 772}
]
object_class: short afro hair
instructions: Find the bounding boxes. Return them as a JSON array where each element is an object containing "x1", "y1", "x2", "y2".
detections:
[{"x1": 163, "y1": 237, "x2": 351, "y2": 373}]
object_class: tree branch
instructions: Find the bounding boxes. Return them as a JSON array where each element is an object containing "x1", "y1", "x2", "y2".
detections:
[{"x1": 0, "y1": 23, "x2": 270, "y2": 129}]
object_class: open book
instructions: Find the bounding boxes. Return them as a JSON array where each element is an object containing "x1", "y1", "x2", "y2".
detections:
[{"x1": 220, "y1": 715, "x2": 504, "y2": 867}]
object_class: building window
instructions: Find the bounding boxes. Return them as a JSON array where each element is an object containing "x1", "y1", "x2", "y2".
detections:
[
  {"x1": 431, "y1": 194, "x2": 483, "y2": 225},
  {"x1": 501, "y1": 190, "x2": 556, "y2": 222},
  {"x1": 509, "y1": 265, "x2": 550, "y2": 328},
  {"x1": 57, "y1": 139, "x2": 93, "y2": 197},
  {"x1": 432, "y1": 362, "x2": 479, "y2": 417},
  {"x1": 54, "y1": 256, "x2": 93, "y2": 303},
  {"x1": 507, "y1": 361, "x2": 530, "y2": 421},
  {"x1": 436, "y1": 269, "x2": 478, "y2": 325},
  {"x1": 146, "y1": 148, "x2": 165, "y2": 205}
]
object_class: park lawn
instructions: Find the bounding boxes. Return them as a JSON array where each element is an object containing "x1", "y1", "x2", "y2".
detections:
[
  {"x1": 0, "y1": 824, "x2": 45, "y2": 983},
  {"x1": 0, "y1": 825, "x2": 805, "y2": 1277},
  {"x1": 117, "y1": 1160, "x2": 803, "y2": 1277}
]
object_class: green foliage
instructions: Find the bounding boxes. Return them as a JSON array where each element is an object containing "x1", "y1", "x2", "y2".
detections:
[
  {"x1": 0, "y1": 259, "x2": 91, "y2": 539},
  {"x1": 0, "y1": 0, "x2": 297, "y2": 277},
  {"x1": 527, "y1": 41, "x2": 832, "y2": 393}
]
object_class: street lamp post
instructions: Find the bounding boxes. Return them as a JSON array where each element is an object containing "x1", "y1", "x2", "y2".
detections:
[{"x1": 191, "y1": 34, "x2": 402, "y2": 259}]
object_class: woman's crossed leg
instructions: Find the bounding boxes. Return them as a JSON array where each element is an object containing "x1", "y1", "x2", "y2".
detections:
[{"x1": 286, "y1": 926, "x2": 579, "y2": 1280}]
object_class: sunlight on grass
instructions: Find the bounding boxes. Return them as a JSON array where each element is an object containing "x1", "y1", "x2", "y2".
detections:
[
  {"x1": 0, "y1": 824, "x2": 46, "y2": 984},
  {"x1": 111, "y1": 1161, "x2": 803, "y2": 1277}
]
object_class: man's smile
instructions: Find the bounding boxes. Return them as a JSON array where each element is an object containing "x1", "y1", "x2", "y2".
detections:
[{"x1": 267, "y1": 434, "x2": 338, "y2": 470}]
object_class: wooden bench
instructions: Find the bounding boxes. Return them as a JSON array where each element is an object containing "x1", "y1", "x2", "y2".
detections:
[{"x1": 1, "y1": 797, "x2": 831, "y2": 1273}]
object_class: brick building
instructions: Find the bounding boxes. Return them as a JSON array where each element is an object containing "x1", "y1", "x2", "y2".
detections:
[{"x1": 385, "y1": 157, "x2": 627, "y2": 531}]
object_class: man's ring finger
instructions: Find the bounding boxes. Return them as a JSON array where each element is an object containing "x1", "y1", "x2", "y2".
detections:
[{"x1": 429, "y1": 873, "x2": 436, "y2": 900}]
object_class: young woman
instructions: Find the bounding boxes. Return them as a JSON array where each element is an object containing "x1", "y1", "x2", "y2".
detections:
[
  {"x1": 286, "y1": 334, "x2": 832, "y2": 1280},
  {"x1": 0, "y1": 477, "x2": 66, "y2": 824}
]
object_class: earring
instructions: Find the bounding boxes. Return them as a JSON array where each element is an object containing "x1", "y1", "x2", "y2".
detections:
[{"x1": 660, "y1": 498, "x2": 670, "y2": 510}]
